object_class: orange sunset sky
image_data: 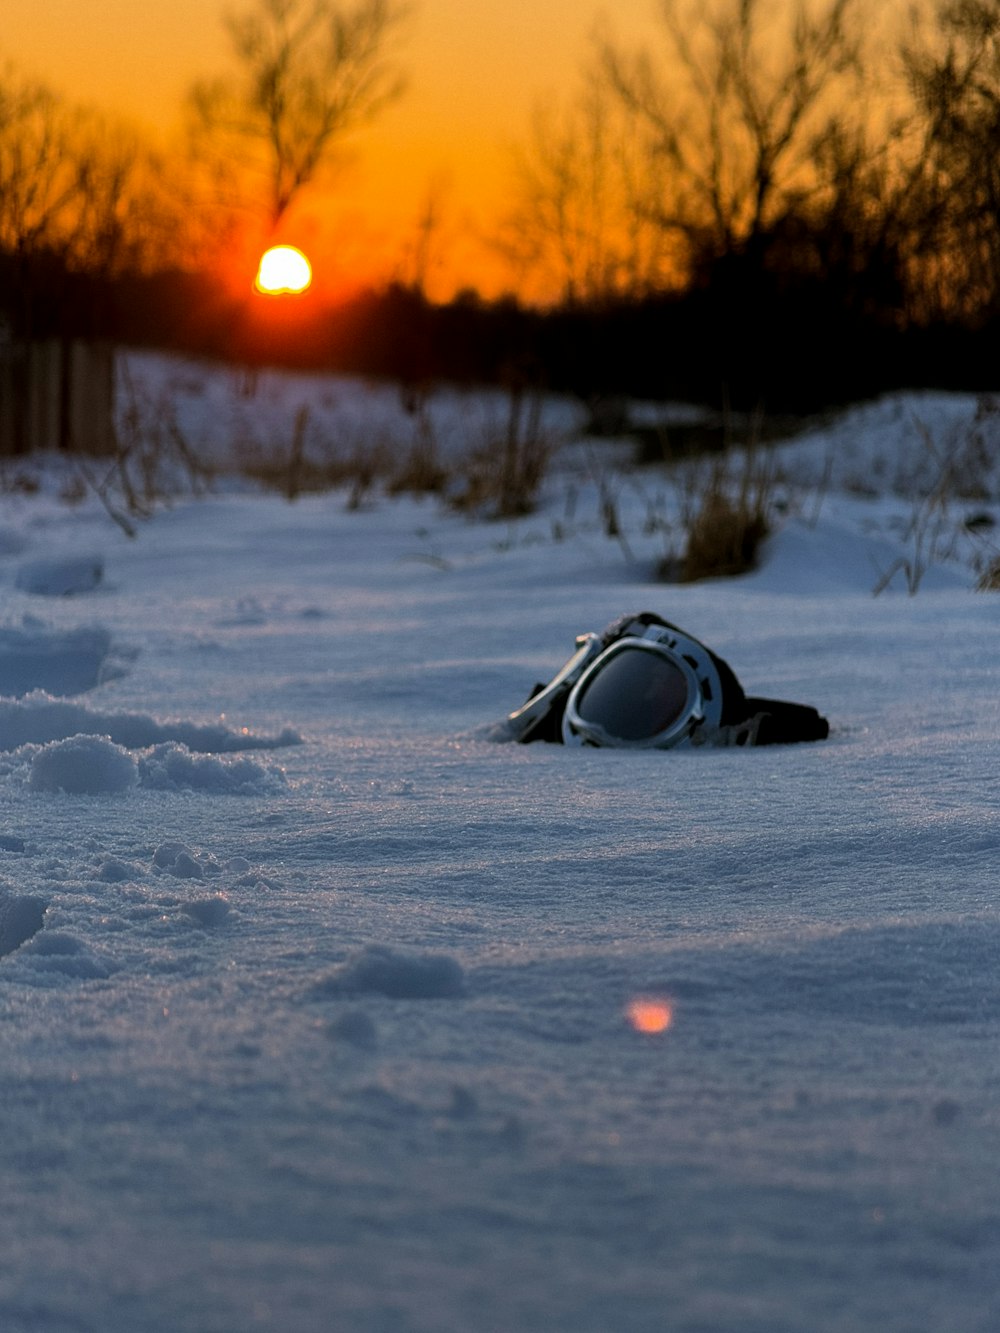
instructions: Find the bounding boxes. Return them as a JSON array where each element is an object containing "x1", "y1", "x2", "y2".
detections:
[{"x1": 4, "y1": 0, "x2": 659, "y2": 300}]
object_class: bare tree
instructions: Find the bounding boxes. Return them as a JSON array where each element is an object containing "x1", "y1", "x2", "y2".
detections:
[
  {"x1": 188, "y1": 0, "x2": 408, "y2": 230},
  {"x1": 0, "y1": 66, "x2": 78, "y2": 260},
  {"x1": 599, "y1": 0, "x2": 866, "y2": 270},
  {"x1": 0, "y1": 66, "x2": 146, "y2": 455},
  {"x1": 395, "y1": 175, "x2": 451, "y2": 297},
  {"x1": 498, "y1": 74, "x2": 677, "y2": 306},
  {"x1": 0, "y1": 63, "x2": 173, "y2": 330},
  {"x1": 0, "y1": 60, "x2": 182, "y2": 275},
  {"x1": 69, "y1": 118, "x2": 185, "y2": 280},
  {"x1": 903, "y1": 0, "x2": 1000, "y2": 317}
]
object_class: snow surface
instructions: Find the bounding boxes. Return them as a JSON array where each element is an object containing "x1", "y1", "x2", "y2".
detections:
[{"x1": 0, "y1": 353, "x2": 999, "y2": 1332}]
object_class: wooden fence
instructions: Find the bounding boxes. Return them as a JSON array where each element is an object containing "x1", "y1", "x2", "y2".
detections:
[{"x1": 0, "y1": 337, "x2": 114, "y2": 455}]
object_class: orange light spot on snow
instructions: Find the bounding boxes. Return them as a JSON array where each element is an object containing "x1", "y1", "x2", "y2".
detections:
[
  {"x1": 625, "y1": 997, "x2": 674, "y2": 1034},
  {"x1": 254, "y1": 245, "x2": 313, "y2": 295}
]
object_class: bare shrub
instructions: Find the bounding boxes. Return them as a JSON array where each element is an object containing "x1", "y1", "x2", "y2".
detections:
[
  {"x1": 874, "y1": 406, "x2": 999, "y2": 595},
  {"x1": 448, "y1": 381, "x2": 554, "y2": 518},
  {"x1": 891, "y1": 399, "x2": 1000, "y2": 503},
  {"x1": 386, "y1": 397, "x2": 449, "y2": 497},
  {"x1": 75, "y1": 361, "x2": 214, "y2": 536},
  {"x1": 658, "y1": 438, "x2": 777, "y2": 582},
  {"x1": 239, "y1": 404, "x2": 315, "y2": 500},
  {"x1": 243, "y1": 429, "x2": 394, "y2": 505},
  {"x1": 975, "y1": 554, "x2": 1000, "y2": 592},
  {"x1": 242, "y1": 451, "x2": 381, "y2": 499},
  {"x1": 342, "y1": 443, "x2": 390, "y2": 510},
  {"x1": 670, "y1": 490, "x2": 769, "y2": 582},
  {"x1": 235, "y1": 392, "x2": 447, "y2": 508}
]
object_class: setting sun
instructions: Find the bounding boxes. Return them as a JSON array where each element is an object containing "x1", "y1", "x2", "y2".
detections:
[{"x1": 254, "y1": 245, "x2": 312, "y2": 295}]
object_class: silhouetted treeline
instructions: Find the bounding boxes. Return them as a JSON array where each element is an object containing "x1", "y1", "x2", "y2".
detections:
[
  {"x1": 4, "y1": 244, "x2": 997, "y2": 415},
  {"x1": 7, "y1": 229, "x2": 1000, "y2": 416}
]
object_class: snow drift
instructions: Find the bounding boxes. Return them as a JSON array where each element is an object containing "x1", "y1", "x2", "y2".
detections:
[{"x1": 0, "y1": 354, "x2": 996, "y2": 1333}]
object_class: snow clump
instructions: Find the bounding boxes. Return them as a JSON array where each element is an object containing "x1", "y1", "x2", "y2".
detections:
[
  {"x1": 313, "y1": 945, "x2": 467, "y2": 999},
  {"x1": 16, "y1": 931, "x2": 114, "y2": 980},
  {"x1": 0, "y1": 694, "x2": 302, "y2": 753},
  {"x1": 0, "y1": 887, "x2": 46, "y2": 957},
  {"x1": 151, "y1": 843, "x2": 253, "y2": 883},
  {"x1": 21, "y1": 737, "x2": 288, "y2": 797},
  {"x1": 29, "y1": 734, "x2": 137, "y2": 794},
  {"x1": 180, "y1": 896, "x2": 232, "y2": 927},
  {"x1": 137, "y1": 743, "x2": 287, "y2": 795},
  {"x1": 153, "y1": 841, "x2": 219, "y2": 879}
]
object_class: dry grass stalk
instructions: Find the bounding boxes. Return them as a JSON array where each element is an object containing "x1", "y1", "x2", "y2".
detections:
[{"x1": 659, "y1": 437, "x2": 776, "y2": 583}]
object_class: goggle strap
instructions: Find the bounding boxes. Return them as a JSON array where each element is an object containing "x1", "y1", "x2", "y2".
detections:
[
  {"x1": 705, "y1": 714, "x2": 767, "y2": 748},
  {"x1": 742, "y1": 698, "x2": 831, "y2": 745}
]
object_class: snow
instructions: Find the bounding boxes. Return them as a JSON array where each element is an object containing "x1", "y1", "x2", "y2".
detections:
[
  {"x1": 0, "y1": 693, "x2": 302, "y2": 752},
  {"x1": 0, "y1": 624, "x2": 123, "y2": 697},
  {"x1": 0, "y1": 888, "x2": 46, "y2": 957},
  {"x1": 0, "y1": 352, "x2": 998, "y2": 1332},
  {"x1": 14, "y1": 553, "x2": 104, "y2": 597},
  {"x1": 312, "y1": 945, "x2": 468, "y2": 1000},
  {"x1": 27, "y1": 733, "x2": 139, "y2": 794}
]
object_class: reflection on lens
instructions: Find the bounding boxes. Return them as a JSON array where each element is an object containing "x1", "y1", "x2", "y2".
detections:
[
  {"x1": 625, "y1": 996, "x2": 674, "y2": 1033},
  {"x1": 575, "y1": 647, "x2": 691, "y2": 741}
]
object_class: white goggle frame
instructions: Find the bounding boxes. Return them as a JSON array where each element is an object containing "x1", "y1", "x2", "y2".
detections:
[
  {"x1": 503, "y1": 621, "x2": 727, "y2": 749},
  {"x1": 562, "y1": 624, "x2": 724, "y2": 749}
]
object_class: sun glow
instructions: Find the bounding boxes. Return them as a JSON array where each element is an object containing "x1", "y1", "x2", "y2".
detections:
[
  {"x1": 625, "y1": 997, "x2": 674, "y2": 1034},
  {"x1": 254, "y1": 245, "x2": 313, "y2": 295}
]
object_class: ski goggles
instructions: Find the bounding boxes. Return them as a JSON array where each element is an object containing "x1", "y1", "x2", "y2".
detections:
[
  {"x1": 501, "y1": 614, "x2": 829, "y2": 749},
  {"x1": 505, "y1": 620, "x2": 725, "y2": 750},
  {"x1": 562, "y1": 634, "x2": 707, "y2": 748}
]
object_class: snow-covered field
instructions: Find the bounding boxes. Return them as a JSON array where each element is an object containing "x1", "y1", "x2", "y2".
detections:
[{"x1": 0, "y1": 354, "x2": 998, "y2": 1333}]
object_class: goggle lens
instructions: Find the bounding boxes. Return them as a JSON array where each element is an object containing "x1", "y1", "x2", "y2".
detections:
[{"x1": 574, "y1": 647, "x2": 692, "y2": 741}]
